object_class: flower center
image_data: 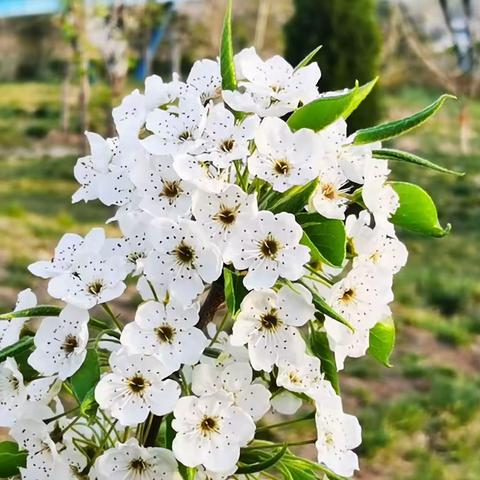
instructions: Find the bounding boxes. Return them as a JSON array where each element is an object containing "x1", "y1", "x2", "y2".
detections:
[
  {"x1": 127, "y1": 374, "x2": 150, "y2": 394},
  {"x1": 260, "y1": 309, "x2": 282, "y2": 331},
  {"x1": 199, "y1": 416, "x2": 220, "y2": 436},
  {"x1": 127, "y1": 251, "x2": 146, "y2": 264},
  {"x1": 8, "y1": 375, "x2": 19, "y2": 391},
  {"x1": 61, "y1": 334, "x2": 79, "y2": 355},
  {"x1": 340, "y1": 288, "x2": 356, "y2": 303},
  {"x1": 321, "y1": 183, "x2": 337, "y2": 200},
  {"x1": 155, "y1": 324, "x2": 176, "y2": 344},
  {"x1": 161, "y1": 180, "x2": 183, "y2": 199},
  {"x1": 87, "y1": 280, "x2": 104, "y2": 296},
  {"x1": 178, "y1": 130, "x2": 192, "y2": 142},
  {"x1": 213, "y1": 204, "x2": 238, "y2": 226},
  {"x1": 324, "y1": 431, "x2": 335, "y2": 447},
  {"x1": 259, "y1": 235, "x2": 281, "y2": 259},
  {"x1": 129, "y1": 458, "x2": 149, "y2": 473},
  {"x1": 273, "y1": 158, "x2": 291, "y2": 176},
  {"x1": 288, "y1": 372, "x2": 302, "y2": 384},
  {"x1": 174, "y1": 241, "x2": 196, "y2": 266},
  {"x1": 220, "y1": 138, "x2": 235, "y2": 152}
]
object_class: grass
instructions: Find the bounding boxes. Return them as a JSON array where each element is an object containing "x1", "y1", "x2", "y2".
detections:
[{"x1": 0, "y1": 82, "x2": 479, "y2": 479}]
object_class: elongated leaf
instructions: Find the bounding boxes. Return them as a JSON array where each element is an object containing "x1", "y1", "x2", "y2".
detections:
[
  {"x1": 311, "y1": 291, "x2": 353, "y2": 332},
  {"x1": 0, "y1": 336, "x2": 34, "y2": 363},
  {"x1": 369, "y1": 319, "x2": 395, "y2": 367},
  {"x1": 219, "y1": 0, "x2": 236, "y2": 91},
  {"x1": 223, "y1": 268, "x2": 248, "y2": 316},
  {"x1": 287, "y1": 78, "x2": 378, "y2": 131},
  {"x1": 296, "y1": 212, "x2": 346, "y2": 267},
  {"x1": 267, "y1": 178, "x2": 319, "y2": 214},
  {"x1": 237, "y1": 445, "x2": 287, "y2": 474},
  {"x1": 0, "y1": 441, "x2": 27, "y2": 478},
  {"x1": 353, "y1": 94, "x2": 456, "y2": 145},
  {"x1": 70, "y1": 349, "x2": 100, "y2": 402},
  {"x1": 372, "y1": 148, "x2": 464, "y2": 176},
  {"x1": 389, "y1": 181, "x2": 450, "y2": 237},
  {"x1": 0, "y1": 305, "x2": 61, "y2": 320},
  {"x1": 80, "y1": 387, "x2": 98, "y2": 418},
  {"x1": 309, "y1": 328, "x2": 340, "y2": 393},
  {"x1": 294, "y1": 45, "x2": 322, "y2": 70}
]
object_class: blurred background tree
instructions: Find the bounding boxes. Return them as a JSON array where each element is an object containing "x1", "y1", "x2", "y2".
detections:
[{"x1": 284, "y1": 0, "x2": 382, "y2": 131}]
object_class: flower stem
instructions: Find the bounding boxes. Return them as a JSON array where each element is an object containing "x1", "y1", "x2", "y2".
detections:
[
  {"x1": 101, "y1": 303, "x2": 123, "y2": 331},
  {"x1": 256, "y1": 411, "x2": 315, "y2": 432},
  {"x1": 243, "y1": 439, "x2": 316, "y2": 450}
]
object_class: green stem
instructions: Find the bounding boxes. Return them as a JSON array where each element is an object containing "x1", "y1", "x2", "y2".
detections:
[
  {"x1": 208, "y1": 310, "x2": 229, "y2": 347},
  {"x1": 101, "y1": 303, "x2": 123, "y2": 331},
  {"x1": 146, "y1": 280, "x2": 159, "y2": 302},
  {"x1": 256, "y1": 411, "x2": 315, "y2": 433},
  {"x1": 45, "y1": 406, "x2": 80, "y2": 424},
  {"x1": 243, "y1": 439, "x2": 316, "y2": 450}
]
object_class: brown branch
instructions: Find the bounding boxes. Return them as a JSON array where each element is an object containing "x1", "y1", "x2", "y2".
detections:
[
  {"x1": 197, "y1": 277, "x2": 225, "y2": 331},
  {"x1": 144, "y1": 415, "x2": 162, "y2": 447}
]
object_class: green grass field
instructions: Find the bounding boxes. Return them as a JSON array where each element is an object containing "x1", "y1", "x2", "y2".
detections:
[{"x1": 0, "y1": 83, "x2": 478, "y2": 479}]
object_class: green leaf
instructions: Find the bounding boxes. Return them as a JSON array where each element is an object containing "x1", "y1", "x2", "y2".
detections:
[
  {"x1": 70, "y1": 349, "x2": 100, "y2": 402},
  {"x1": 0, "y1": 441, "x2": 27, "y2": 478},
  {"x1": 80, "y1": 387, "x2": 98, "y2": 418},
  {"x1": 164, "y1": 414, "x2": 175, "y2": 450},
  {"x1": 294, "y1": 45, "x2": 322, "y2": 70},
  {"x1": 308, "y1": 328, "x2": 340, "y2": 394},
  {"x1": 0, "y1": 336, "x2": 34, "y2": 363},
  {"x1": 219, "y1": 0, "x2": 236, "y2": 91},
  {"x1": 0, "y1": 305, "x2": 62, "y2": 320},
  {"x1": 369, "y1": 319, "x2": 395, "y2": 367},
  {"x1": 388, "y1": 181, "x2": 450, "y2": 237},
  {"x1": 237, "y1": 445, "x2": 287, "y2": 474},
  {"x1": 296, "y1": 212, "x2": 346, "y2": 267},
  {"x1": 267, "y1": 178, "x2": 319, "y2": 214},
  {"x1": 353, "y1": 94, "x2": 456, "y2": 145},
  {"x1": 372, "y1": 148, "x2": 464, "y2": 176},
  {"x1": 287, "y1": 78, "x2": 378, "y2": 132},
  {"x1": 311, "y1": 291, "x2": 353, "y2": 332},
  {"x1": 223, "y1": 268, "x2": 248, "y2": 316}
]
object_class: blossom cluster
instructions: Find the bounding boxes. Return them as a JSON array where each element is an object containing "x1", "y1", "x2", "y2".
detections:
[{"x1": 0, "y1": 45, "x2": 417, "y2": 480}]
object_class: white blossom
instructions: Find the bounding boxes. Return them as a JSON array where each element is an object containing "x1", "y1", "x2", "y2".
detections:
[
  {"x1": 192, "y1": 184, "x2": 258, "y2": 256},
  {"x1": 0, "y1": 288, "x2": 36, "y2": 349},
  {"x1": 172, "y1": 392, "x2": 255, "y2": 473},
  {"x1": 92, "y1": 438, "x2": 181, "y2": 480},
  {"x1": 249, "y1": 117, "x2": 321, "y2": 192},
  {"x1": 225, "y1": 211, "x2": 310, "y2": 290},
  {"x1": 191, "y1": 362, "x2": 271, "y2": 420},
  {"x1": 121, "y1": 299, "x2": 207, "y2": 369},
  {"x1": 231, "y1": 284, "x2": 314, "y2": 371},
  {"x1": 145, "y1": 218, "x2": 222, "y2": 304},
  {"x1": 0, "y1": 358, "x2": 27, "y2": 427},
  {"x1": 28, "y1": 305, "x2": 89, "y2": 380},
  {"x1": 95, "y1": 351, "x2": 180, "y2": 426},
  {"x1": 223, "y1": 47, "x2": 320, "y2": 116}
]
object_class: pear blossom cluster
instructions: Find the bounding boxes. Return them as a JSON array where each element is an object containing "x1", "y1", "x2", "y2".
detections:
[{"x1": 0, "y1": 46, "x2": 413, "y2": 480}]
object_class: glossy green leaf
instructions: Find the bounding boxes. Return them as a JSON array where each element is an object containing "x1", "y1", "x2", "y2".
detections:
[
  {"x1": 70, "y1": 349, "x2": 100, "y2": 402},
  {"x1": 219, "y1": 0, "x2": 236, "y2": 91},
  {"x1": 237, "y1": 445, "x2": 287, "y2": 474},
  {"x1": 0, "y1": 441, "x2": 27, "y2": 478},
  {"x1": 0, "y1": 336, "x2": 34, "y2": 363},
  {"x1": 353, "y1": 94, "x2": 456, "y2": 145},
  {"x1": 0, "y1": 305, "x2": 62, "y2": 320},
  {"x1": 372, "y1": 148, "x2": 464, "y2": 176},
  {"x1": 389, "y1": 181, "x2": 450, "y2": 237},
  {"x1": 287, "y1": 78, "x2": 378, "y2": 131},
  {"x1": 309, "y1": 328, "x2": 339, "y2": 394},
  {"x1": 294, "y1": 45, "x2": 322, "y2": 70},
  {"x1": 267, "y1": 178, "x2": 319, "y2": 214},
  {"x1": 369, "y1": 319, "x2": 395, "y2": 367},
  {"x1": 223, "y1": 268, "x2": 248, "y2": 316},
  {"x1": 296, "y1": 212, "x2": 346, "y2": 267},
  {"x1": 80, "y1": 387, "x2": 98, "y2": 418}
]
